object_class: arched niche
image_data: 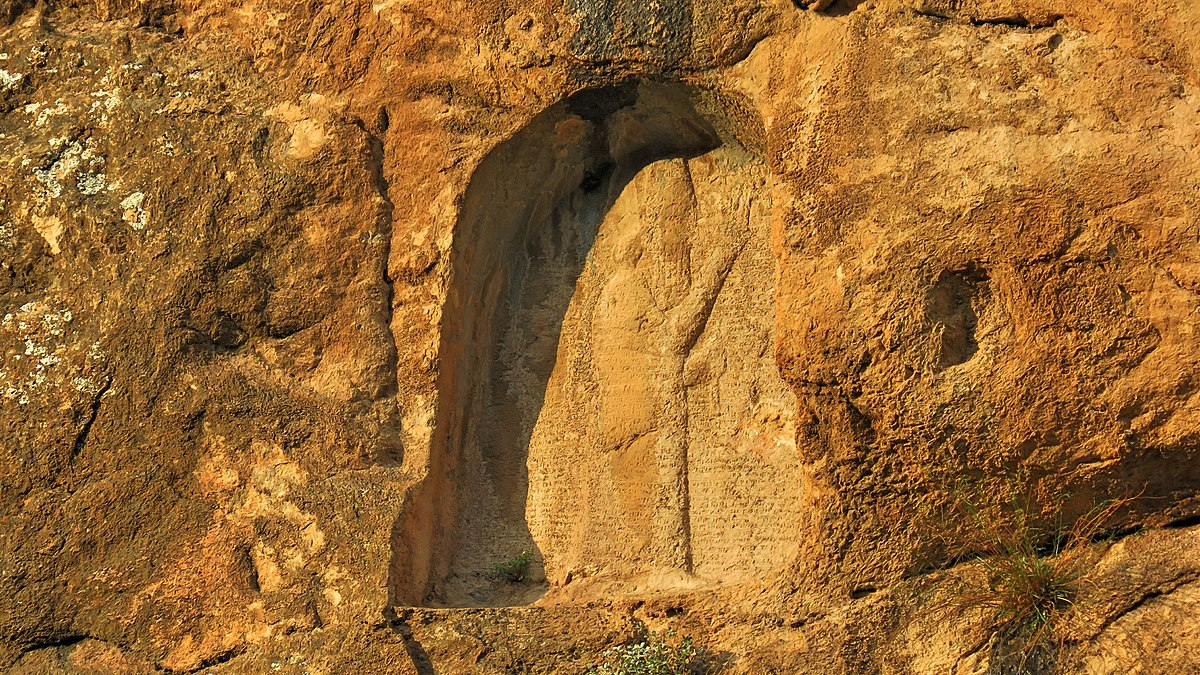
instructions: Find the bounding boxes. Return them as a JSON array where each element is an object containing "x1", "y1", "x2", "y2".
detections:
[{"x1": 390, "y1": 80, "x2": 803, "y2": 608}]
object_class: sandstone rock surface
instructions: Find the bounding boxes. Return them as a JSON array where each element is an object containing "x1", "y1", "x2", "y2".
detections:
[{"x1": 1, "y1": 0, "x2": 1198, "y2": 672}]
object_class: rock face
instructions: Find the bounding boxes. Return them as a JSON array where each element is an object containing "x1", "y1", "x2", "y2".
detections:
[{"x1": 0, "y1": 0, "x2": 1197, "y2": 672}]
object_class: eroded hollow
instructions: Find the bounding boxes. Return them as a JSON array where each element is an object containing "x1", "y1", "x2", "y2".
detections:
[
  {"x1": 391, "y1": 81, "x2": 803, "y2": 608},
  {"x1": 926, "y1": 265, "x2": 990, "y2": 368}
]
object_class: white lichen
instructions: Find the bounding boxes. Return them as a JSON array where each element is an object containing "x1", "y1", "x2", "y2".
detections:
[
  {"x1": 35, "y1": 100, "x2": 69, "y2": 127},
  {"x1": 34, "y1": 164, "x2": 68, "y2": 199},
  {"x1": 42, "y1": 308, "x2": 72, "y2": 335},
  {"x1": 77, "y1": 172, "x2": 108, "y2": 195},
  {"x1": 33, "y1": 140, "x2": 105, "y2": 200},
  {"x1": 89, "y1": 88, "x2": 122, "y2": 123},
  {"x1": 33, "y1": 141, "x2": 84, "y2": 199},
  {"x1": 0, "y1": 69, "x2": 22, "y2": 92},
  {"x1": 71, "y1": 375, "x2": 108, "y2": 395},
  {"x1": 121, "y1": 192, "x2": 147, "y2": 230},
  {"x1": 0, "y1": 302, "x2": 79, "y2": 406}
]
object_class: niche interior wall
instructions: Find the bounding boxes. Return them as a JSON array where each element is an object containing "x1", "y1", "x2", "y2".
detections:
[{"x1": 390, "y1": 80, "x2": 806, "y2": 608}]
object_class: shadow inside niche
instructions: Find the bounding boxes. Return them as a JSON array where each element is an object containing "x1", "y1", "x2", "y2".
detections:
[
  {"x1": 389, "y1": 80, "x2": 776, "y2": 608},
  {"x1": 825, "y1": 0, "x2": 869, "y2": 17}
]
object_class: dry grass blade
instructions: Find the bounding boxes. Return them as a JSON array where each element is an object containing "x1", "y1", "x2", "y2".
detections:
[{"x1": 930, "y1": 491, "x2": 1136, "y2": 674}]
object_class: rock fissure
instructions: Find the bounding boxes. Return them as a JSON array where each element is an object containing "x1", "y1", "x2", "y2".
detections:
[
  {"x1": 909, "y1": 7, "x2": 1064, "y2": 31},
  {"x1": 369, "y1": 122, "x2": 401, "y2": 401},
  {"x1": 168, "y1": 643, "x2": 247, "y2": 673},
  {"x1": 1090, "y1": 574, "x2": 1198, "y2": 640},
  {"x1": 68, "y1": 374, "x2": 110, "y2": 462},
  {"x1": 20, "y1": 634, "x2": 88, "y2": 654},
  {"x1": 967, "y1": 14, "x2": 1062, "y2": 29}
]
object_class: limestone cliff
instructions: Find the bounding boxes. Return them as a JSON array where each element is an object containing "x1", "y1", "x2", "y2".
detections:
[{"x1": 0, "y1": 0, "x2": 1198, "y2": 672}]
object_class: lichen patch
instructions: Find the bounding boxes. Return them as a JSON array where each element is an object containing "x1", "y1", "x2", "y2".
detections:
[{"x1": 120, "y1": 192, "x2": 147, "y2": 230}]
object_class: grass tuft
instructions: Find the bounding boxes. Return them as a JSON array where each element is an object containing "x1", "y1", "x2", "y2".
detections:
[
  {"x1": 942, "y1": 493, "x2": 1133, "y2": 674},
  {"x1": 492, "y1": 550, "x2": 534, "y2": 583}
]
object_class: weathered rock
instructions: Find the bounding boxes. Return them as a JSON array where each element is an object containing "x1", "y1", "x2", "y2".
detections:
[{"x1": 0, "y1": 0, "x2": 1197, "y2": 671}]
